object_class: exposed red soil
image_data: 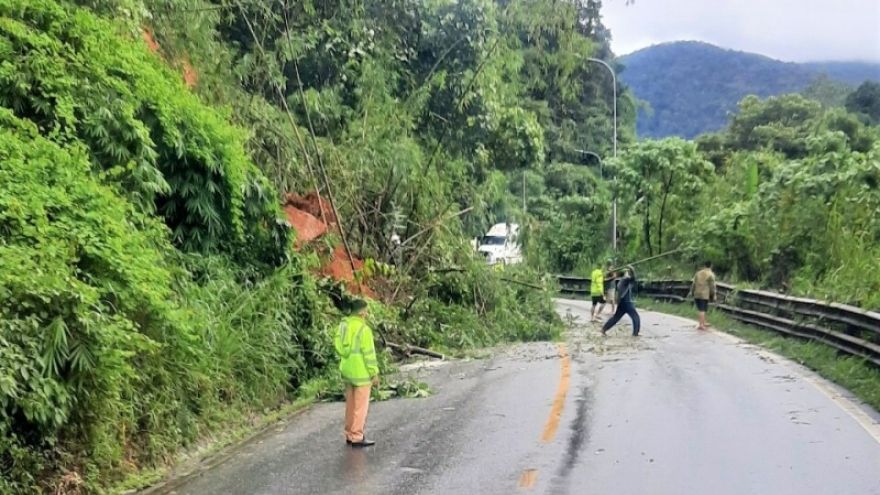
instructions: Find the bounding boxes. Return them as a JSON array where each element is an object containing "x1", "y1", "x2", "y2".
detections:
[
  {"x1": 142, "y1": 29, "x2": 198, "y2": 88},
  {"x1": 283, "y1": 193, "x2": 376, "y2": 299},
  {"x1": 284, "y1": 192, "x2": 337, "y2": 227},
  {"x1": 319, "y1": 245, "x2": 377, "y2": 299},
  {"x1": 282, "y1": 205, "x2": 326, "y2": 246}
]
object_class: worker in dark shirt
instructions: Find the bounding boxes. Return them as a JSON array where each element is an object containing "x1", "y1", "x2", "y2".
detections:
[
  {"x1": 603, "y1": 261, "x2": 616, "y2": 315},
  {"x1": 601, "y1": 266, "x2": 641, "y2": 337}
]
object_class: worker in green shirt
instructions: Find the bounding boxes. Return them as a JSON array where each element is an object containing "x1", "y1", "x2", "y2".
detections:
[
  {"x1": 590, "y1": 264, "x2": 607, "y2": 322},
  {"x1": 334, "y1": 299, "x2": 379, "y2": 447}
]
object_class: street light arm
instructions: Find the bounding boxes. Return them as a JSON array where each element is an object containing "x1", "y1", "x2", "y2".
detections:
[
  {"x1": 586, "y1": 57, "x2": 614, "y2": 76},
  {"x1": 574, "y1": 149, "x2": 603, "y2": 165}
]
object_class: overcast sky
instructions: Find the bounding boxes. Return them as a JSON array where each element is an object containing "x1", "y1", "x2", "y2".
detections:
[{"x1": 601, "y1": 0, "x2": 880, "y2": 62}]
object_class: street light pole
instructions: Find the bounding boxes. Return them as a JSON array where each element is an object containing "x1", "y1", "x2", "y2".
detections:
[{"x1": 587, "y1": 57, "x2": 617, "y2": 252}]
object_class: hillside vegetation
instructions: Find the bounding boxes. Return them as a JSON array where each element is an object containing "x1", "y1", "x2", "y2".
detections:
[
  {"x1": 606, "y1": 94, "x2": 880, "y2": 311},
  {"x1": 620, "y1": 41, "x2": 880, "y2": 138}
]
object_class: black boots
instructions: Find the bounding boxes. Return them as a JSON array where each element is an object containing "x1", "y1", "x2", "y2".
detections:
[{"x1": 349, "y1": 439, "x2": 376, "y2": 448}]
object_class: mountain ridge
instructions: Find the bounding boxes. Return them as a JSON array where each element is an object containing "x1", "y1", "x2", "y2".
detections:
[{"x1": 619, "y1": 41, "x2": 880, "y2": 138}]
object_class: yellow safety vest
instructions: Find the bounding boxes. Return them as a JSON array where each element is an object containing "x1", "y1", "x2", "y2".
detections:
[
  {"x1": 591, "y1": 269, "x2": 604, "y2": 296},
  {"x1": 334, "y1": 316, "x2": 379, "y2": 386}
]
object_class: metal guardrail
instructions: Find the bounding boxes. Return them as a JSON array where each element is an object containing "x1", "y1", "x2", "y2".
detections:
[{"x1": 556, "y1": 276, "x2": 880, "y2": 367}]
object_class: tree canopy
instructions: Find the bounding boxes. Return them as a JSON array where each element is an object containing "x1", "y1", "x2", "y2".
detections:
[{"x1": 846, "y1": 81, "x2": 880, "y2": 125}]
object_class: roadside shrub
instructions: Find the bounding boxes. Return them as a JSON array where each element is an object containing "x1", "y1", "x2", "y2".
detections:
[
  {"x1": 0, "y1": 110, "x2": 184, "y2": 489},
  {"x1": 0, "y1": 0, "x2": 290, "y2": 265},
  {"x1": 0, "y1": 109, "x2": 325, "y2": 493}
]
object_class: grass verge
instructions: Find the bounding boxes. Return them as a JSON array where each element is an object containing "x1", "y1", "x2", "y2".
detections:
[{"x1": 639, "y1": 298, "x2": 880, "y2": 413}]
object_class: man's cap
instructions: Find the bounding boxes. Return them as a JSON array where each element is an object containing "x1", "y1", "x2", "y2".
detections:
[{"x1": 347, "y1": 298, "x2": 368, "y2": 315}]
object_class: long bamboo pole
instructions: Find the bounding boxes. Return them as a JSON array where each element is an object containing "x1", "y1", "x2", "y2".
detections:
[{"x1": 606, "y1": 249, "x2": 682, "y2": 275}]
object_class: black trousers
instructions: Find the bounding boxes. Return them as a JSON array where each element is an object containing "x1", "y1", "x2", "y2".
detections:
[{"x1": 601, "y1": 300, "x2": 641, "y2": 335}]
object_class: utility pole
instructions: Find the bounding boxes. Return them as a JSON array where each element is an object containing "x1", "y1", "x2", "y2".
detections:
[{"x1": 587, "y1": 57, "x2": 617, "y2": 252}]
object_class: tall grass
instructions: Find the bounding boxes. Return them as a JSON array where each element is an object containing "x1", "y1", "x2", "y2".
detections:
[{"x1": 805, "y1": 206, "x2": 880, "y2": 310}]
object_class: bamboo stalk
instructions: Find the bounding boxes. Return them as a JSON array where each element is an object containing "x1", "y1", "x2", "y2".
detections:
[{"x1": 234, "y1": 1, "x2": 327, "y2": 224}]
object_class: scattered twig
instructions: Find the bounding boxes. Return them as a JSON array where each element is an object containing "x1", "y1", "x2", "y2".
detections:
[
  {"x1": 399, "y1": 206, "x2": 474, "y2": 248},
  {"x1": 428, "y1": 267, "x2": 466, "y2": 274},
  {"x1": 607, "y1": 249, "x2": 682, "y2": 274},
  {"x1": 390, "y1": 205, "x2": 471, "y2": 300}
]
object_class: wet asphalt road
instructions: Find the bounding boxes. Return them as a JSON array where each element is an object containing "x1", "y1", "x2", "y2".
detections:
[{"x1": 159, "y1": 299, "x2": 880, "y2": 495}]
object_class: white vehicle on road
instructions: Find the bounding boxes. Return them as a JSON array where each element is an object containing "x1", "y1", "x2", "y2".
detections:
[{"x1": 477, "y1": 223, "x2": 522, "y2": 266}]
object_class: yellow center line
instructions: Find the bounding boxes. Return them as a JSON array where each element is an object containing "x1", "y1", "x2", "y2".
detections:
[
  {"x1": 518, "y1": 469, "x2": 538, "y2": 488},
  {"x1": 519, "y1": 343, "x2": 571, "y2": 490},
  {"x1": 541, "y1": 343, "x2": 571, "y2": 443}
]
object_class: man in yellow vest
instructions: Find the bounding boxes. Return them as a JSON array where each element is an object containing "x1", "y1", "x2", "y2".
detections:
[
  {"x1": 590, "y1": 264, "x2": 607, "y2": 322},
  {"x1": 334, "y1": 299, "x2": 379, "y2": 447}
]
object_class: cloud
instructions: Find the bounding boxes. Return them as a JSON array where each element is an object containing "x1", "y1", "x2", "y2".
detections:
[{"x1": 602, "y1": 0, "x2": 880, "y2": 62}]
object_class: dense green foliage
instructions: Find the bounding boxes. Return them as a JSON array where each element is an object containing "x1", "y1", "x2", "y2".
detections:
[
  {"x1": 0, "y1": 3, "x2": 327, "y2": 489},
  {"x1": 619, "y1": 41, "x2": 880, "y2": 138},
  {"x1": 161, "y1": 0, "x2": 636, "y2": 276},
  {"x1": 801, "y1": 75, "x2": 854, "y2": 109},
  {"x1": 603, "y1": 93, "x2": 880, "y2": 311},
  {"x1": 0, "y1": 105, "x2": 322, "y2": 492},
  {"x1": 610, "y1": 138, "x2": 714, "y2": 258},
  {"x1": 846, "y1": 81, "x2": 880, "y2": 125},
  {"x1": 0, "y1": 0, "x2": 290, "y2": 265}
]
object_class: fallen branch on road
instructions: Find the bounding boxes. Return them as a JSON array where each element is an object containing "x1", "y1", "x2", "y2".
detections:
[{"x1": 385, "y1": 341, "x2": 446, "y2": 360}]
